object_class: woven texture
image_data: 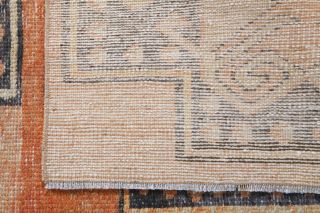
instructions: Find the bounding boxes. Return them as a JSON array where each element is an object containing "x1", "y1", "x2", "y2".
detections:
[
  {"x1": 0, "y1": 0, "x2": 320, "y2": 212},
  {"x1": 0, "y1": 0, "x2": 22, "y2": 210},
  {"x1": 44, "y1": 0, "x2": 320, "y2": 193},
  {"x1": 121, "y1": 189, "x2": 320, "y2": 212}
]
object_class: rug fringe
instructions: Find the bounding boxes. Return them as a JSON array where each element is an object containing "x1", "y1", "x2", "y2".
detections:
[{"x1": 45, "y1": 182, "x2": 320, "y2": 194}]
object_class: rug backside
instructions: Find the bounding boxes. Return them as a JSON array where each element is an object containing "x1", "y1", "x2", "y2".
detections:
[{"x1": 43, "y1": 0, "x2": 320, "y2": 193}]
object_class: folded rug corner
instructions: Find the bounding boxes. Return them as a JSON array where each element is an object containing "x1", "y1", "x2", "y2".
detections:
[{"x1": 43, "y1": 0, "x2": 320, "y2": 193}]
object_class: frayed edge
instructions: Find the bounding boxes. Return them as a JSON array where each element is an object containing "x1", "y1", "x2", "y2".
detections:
[{"x1": 45, "y1": 182, "x2": 320, "y2": 193}]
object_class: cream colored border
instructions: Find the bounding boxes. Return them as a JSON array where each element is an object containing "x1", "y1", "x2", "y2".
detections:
[
  {"x1": 42, "y1": 0, "x2": 52, "y2": 182},
  {"x1": 66, "y1": 0, "x2": 198, "y2": 155},
  {"x1": 43, "y1": 1, "x2": 320, "y2": 192},
  {"x1": 42, "y1": 0, "x2": 195, "y2": 181}
]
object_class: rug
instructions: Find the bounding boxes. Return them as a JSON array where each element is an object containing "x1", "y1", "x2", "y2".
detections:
[
  {"x1": 0, "y1": 0, "x2": 319, "y2": 212},
  {"x1": 122, "y1": 190, "x2": 320, "y2": 212},
  {"x1": 3, "y1": 0, "x2": 120, "y2": 212},
  {"x1": 0, "y1": 0, "x2": 21, "y2": 104},
  {"x1": 43, "y1": 0, "x2": 320, "y2": 193},
  {"x1": 0, "y1": 0, "x2": 22, "y2": 210}
]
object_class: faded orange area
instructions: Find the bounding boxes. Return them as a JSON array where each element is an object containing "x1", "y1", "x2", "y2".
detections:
[
  {"x1": 0, "y1": 107, "x2": 22, "y2": 212},
  {"x1": 18, "y1": 1, "x2": 119, "y2": 212}
]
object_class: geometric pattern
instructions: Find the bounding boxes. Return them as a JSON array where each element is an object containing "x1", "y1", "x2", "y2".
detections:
[
  {"x1": 0, "y1": 0, "x2": 319, "y2": 212},
  {"x1": 0, "y1": 0, "x2": 22, "y2": 105},
  {"x1": 125, "y1": 189, "x2": 320, "y2": 209},
  {"x1": 180, "y1": 0, "x2": 320, "y2": 163},
  {"x1": 44, "y1": 0, "x2": 320, "y2": 193}
]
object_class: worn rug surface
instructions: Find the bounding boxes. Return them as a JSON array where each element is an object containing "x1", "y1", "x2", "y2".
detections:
[
  {"x1": 1, "y1": 0, "x2": 320, "y2": 212},
  {"x1": 44, "y1": 0, "x2": 320, "y2": 193}
]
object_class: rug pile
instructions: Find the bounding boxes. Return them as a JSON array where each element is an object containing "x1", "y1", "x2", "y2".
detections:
[
  {"x1": 44, "y1": 0, "x2": 320, "y2": 193},
  {"x1": 0, "y1": 0, "x2": 319, "y2": 212}
]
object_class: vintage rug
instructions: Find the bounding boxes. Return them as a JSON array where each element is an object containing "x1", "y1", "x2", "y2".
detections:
[
  {"x1": 44, "y1": 0, "x2": 320, "y2": 193},
  {"x1": 0, "y1": 0, "x2": 320, "y2": 212},
  {"x1": 121, "y1": 190, "x2": 320, "y2": 212}
]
